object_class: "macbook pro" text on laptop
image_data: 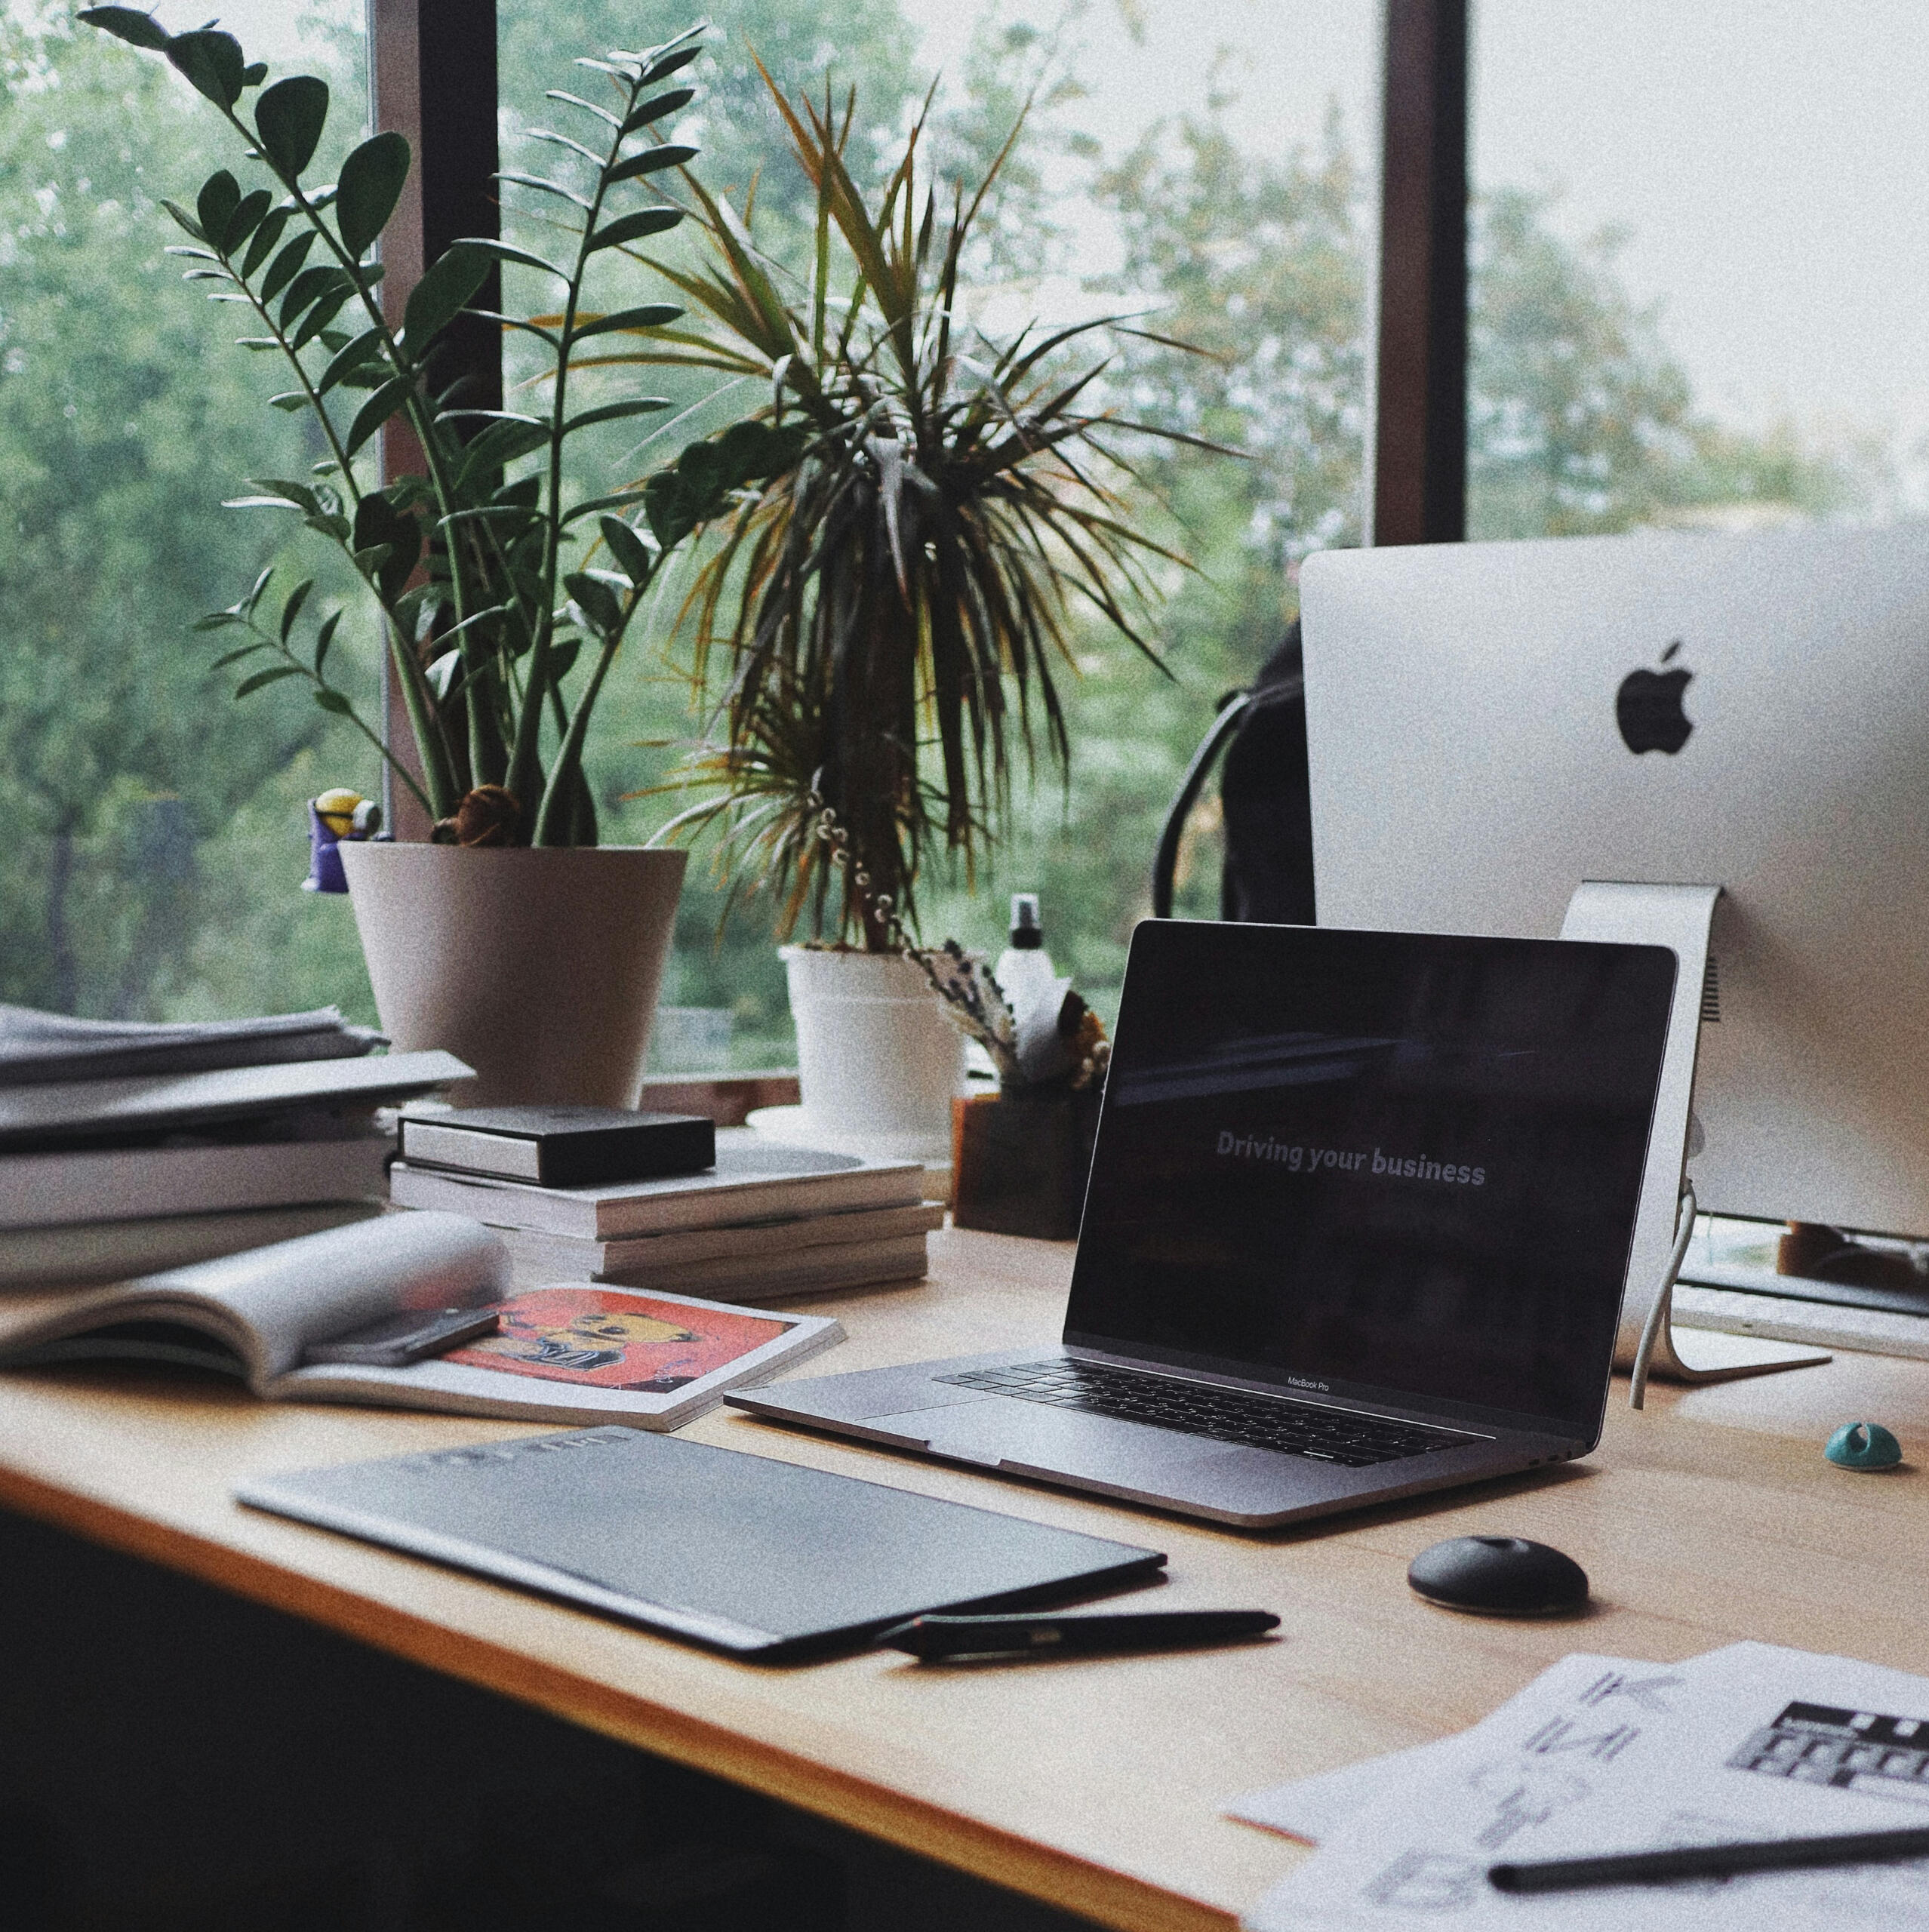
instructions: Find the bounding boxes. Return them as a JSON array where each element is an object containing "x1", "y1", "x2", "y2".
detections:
[{"x1": 729, "y1": 921, "x2": 1676, "y2": 1527}]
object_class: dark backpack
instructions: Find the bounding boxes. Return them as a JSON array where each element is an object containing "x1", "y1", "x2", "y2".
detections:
[{"x1": 1151, "y1": 620, "x2": 1315, "y2": 924}]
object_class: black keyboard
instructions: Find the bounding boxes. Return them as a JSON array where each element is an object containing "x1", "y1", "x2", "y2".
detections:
[{"x1": 934, "y1": 1360, "x2": 1475, "y2": 1466}]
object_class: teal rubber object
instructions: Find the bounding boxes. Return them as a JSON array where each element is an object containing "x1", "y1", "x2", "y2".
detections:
[{"x1": 1825, "y1": 1422, "x2": 1903, "y2": 1469}]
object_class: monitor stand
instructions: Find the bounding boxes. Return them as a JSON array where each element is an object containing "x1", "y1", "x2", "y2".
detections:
[{"x1": 1560, "y1": 882, "x2": 1830, "y2": 1407}]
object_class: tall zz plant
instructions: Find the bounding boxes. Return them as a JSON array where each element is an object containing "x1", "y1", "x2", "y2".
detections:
[
  {"x1": 640, "y1": 74, "x2": 1201, "y2": 946},
  {"x1": 82, "y1": 8, "x2": 792, "y2": 845}
]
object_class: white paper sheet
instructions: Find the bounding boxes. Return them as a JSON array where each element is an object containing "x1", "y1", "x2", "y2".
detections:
[
  {"x1": 1244, "y1": 1642, "x2": 1929, "y2": 1931},
  {"x1": 1228, "y1": 1651, "x2": 1698, "y2": 1842}
]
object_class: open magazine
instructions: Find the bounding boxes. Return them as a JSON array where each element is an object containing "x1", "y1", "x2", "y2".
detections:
[{"x1": 0, "y1": 1211, "x2": 843, "y2": 1430}]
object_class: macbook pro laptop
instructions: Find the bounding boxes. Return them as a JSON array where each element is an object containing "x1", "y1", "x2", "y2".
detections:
[{"x1": 730, "y1": 921, "x2": 1677, "y2": 1527}]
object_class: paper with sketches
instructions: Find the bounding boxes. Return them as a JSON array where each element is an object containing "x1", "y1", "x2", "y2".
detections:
[
  {"x1": 1229, "y1": 1651, "x2": 1712, "y2": 1842},
  {"x1": 1244, "y1": 1642, "x2": 1929, "y2": 1931},
  {"x1": 1232, "y1": 1734, "x2": 1469, "y2": 1844}
]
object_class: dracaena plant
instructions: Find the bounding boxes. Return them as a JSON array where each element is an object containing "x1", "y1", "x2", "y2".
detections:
[
  {"x1": 81, "y1": 7, "x2": 798, "y2": 846},
  {"x1": 633, "y1": 72, "x2": 1202, "y2": 946}
]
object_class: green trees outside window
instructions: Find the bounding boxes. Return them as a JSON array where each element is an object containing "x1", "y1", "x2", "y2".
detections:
[{"x1": 0, "y1": 2, "x2": 1871, "y2": 1036}]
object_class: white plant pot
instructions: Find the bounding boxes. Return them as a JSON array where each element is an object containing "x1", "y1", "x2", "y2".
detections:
[
  {"x1": 340, "y1": 842, "x2": 685, "y2": 1107},
  {"x1": 780, "y1": 945, "x2": 968, "y2": 1158}
]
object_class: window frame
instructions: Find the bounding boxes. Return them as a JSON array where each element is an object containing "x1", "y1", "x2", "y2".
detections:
[{"x1": 366, "y1": 0, "x2": 1469, "y2": 568}]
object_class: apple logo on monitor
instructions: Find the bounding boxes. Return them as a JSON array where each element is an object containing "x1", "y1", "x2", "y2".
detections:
[{"x1": 1616, "y1": 641, "x2": 1694, "y2": 755}]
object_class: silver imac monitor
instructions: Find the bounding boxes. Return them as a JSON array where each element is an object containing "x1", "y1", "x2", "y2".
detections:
[{"x1": 1297, "y1": 520, "x2": 1929, "y2": 1242}]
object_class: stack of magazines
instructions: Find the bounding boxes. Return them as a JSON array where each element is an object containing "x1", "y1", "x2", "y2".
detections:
[
  {"x1": 389, "y1": 1126, "x2": 945, "y2": 1301},
  {"x1": 0, "y1": 1004, "x2": 467, "y2": 1285}
]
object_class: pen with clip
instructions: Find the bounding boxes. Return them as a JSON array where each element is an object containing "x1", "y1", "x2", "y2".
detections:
[{"x1": 875, "y1": 1608, "x2": 1280, "y2": 1661}]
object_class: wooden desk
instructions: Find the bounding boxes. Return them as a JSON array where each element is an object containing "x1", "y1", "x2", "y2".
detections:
[{"x1": 2, "y1": 1226, "x2": 1927, "y2": 1932}]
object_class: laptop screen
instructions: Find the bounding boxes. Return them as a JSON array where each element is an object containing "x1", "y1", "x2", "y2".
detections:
[{"x1": 1064, "y1": 923, "x2": 1675, "y2": 1435}]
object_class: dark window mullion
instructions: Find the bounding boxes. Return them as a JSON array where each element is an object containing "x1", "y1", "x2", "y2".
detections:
[
  {"x1": 366, "y1": 0, "x2": 503, "y2": 835},
  {"x1": 1373, "y1": 0, "x2": 1469, "y2": 546}
]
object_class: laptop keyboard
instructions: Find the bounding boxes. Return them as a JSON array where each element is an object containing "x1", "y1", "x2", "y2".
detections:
[{"x1": 934, "y1": 1360, "x2": 1474, "y2": 1466}]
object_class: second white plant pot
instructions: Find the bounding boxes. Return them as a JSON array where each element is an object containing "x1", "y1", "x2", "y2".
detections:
[{"x1": 779, "y1": 945, "x2": 968, "y2": 1163}]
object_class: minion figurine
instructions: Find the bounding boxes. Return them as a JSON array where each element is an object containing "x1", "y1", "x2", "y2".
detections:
[{"x1": 304, "y1": 787, "x2": 385, "y2": 893}]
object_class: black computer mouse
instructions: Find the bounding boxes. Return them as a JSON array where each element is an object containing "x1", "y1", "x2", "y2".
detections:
[{"x1": 1406, "y1": 1536, "x2": 1589, "y2": 1616}]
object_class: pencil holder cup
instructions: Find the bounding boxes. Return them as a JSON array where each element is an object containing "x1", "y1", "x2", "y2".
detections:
[{"x1": 951, "y1": 1087, "x2": 1101, "y2": 1241}]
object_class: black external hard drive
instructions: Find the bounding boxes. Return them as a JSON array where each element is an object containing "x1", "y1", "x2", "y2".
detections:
[{"x1": 397, "y1": 1106, "x2": 716, "y2": 1187}]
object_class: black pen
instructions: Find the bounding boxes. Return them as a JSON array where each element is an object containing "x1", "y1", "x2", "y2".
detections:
[
  {"x1": 1490, "y1": 1823, "x2": 1929, "y2": 1894},
  {"x1": 875, "y1": 1608, "x2": 1279, "y2": 1660}
]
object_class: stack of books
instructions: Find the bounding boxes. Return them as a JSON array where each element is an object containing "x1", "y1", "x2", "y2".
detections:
[
  {"x1": 389, "y1": 1126, "x2": 945, "y2": 1300},
  {"x1": 0, "y1": 1004, "x2": 469, "y2": 1285}
]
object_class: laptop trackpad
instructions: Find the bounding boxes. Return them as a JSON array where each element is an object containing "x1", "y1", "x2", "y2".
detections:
[{"x1": 869, "y1": 1397, "x2": 1253, "y2": 1484}]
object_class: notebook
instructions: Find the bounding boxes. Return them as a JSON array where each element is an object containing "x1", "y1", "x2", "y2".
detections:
[{"x1": 236, "y1": 1426, "x2": 1165, "y2": 1660}]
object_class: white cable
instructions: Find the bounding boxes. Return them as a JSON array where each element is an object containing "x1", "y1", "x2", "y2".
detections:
[{"x1": 1630, "y1": 1180, "x2": 1697, "y2": 1411}]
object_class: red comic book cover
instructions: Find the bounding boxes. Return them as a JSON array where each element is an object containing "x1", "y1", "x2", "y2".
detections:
[{"x1": 445, "y1": 1286, "x2": 792, "y2": 1394}]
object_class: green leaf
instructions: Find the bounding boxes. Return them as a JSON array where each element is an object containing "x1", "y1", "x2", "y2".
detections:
[
  {"x1": 715, "y1": 417, "x2": 805, "y2": 486},
  {"x1": 638, "y1": 43, "x2": 701, "y2": 88},
  {"x1": 588, "y1": 206, "x2": 683, "y2": 253},
  {"x1": 544, "y1": 89, "x2": 623, "y2": 129},
  {"x1": 78, "y1": 8, "x2": 171, "y2": 51},
  {"x1": 569, "y1": 303, "x2": 683, "y2": 341},
  {"x1": 345, "y1": 376, "x2": 414, "y2": 460},
  {"x1": 223, "y1": 494, "x2": 307, "y2": 512},
  {"x1": 423, "y1": 648, "x2": 462, "y2": 700},
  {"x1": 675, "y1": 435, "x2": 726, "y2": 500},
  {"x1": 244, "y1": 565, "x2": 275, "y2": 614},
  {"x1": 318, "y1": 326, "x2": 386, "y2": 395},
  {"x1": 254, "y1": 75, "x2": 329, "y2": 179},
  {"x1": 563, "y1": 571, "x2": 623, "y2": 637},
  {"x1": 242, "y1": 60, "x2": 267, "y2": 88},
  {"x1": 352, "y1": 491, "x2": 423, "y2": 604},
  {"x1": 312, "y1": 608, "x2": 343, "y2": 678},
  {"x1": 525, "y1": 128, "x2": 605, "y2": 168},
  {"x1": 235, "y1": 664, "x2": 305, "y2": 697},
  {"x1": 402, "y1": 242, "x2": 491, "y2": 350},
  {"x1": 620, "y1": 86, "x2": 695, "y2": 134},
  {"x1": 167, "y1": 29, "x2": 246, "y2": 109},
  {"x1": 494, "y1": 171, "x2": 592, "y2": 211},
  {"x1": 158, "y1": 198, "x2": 205, "y2": 242},
  {"x1": 279, "y1": 263, "x2": 340, "y2": 329},
  {"x1": 642, "y1": 470, "x2": 694, "y2": 549},
  {"x1": 192, "y1": 612, "x2": 244, "y2": 632},
  {"x1": 245, "y1": 476, "x2": 323, "y2": 512},
  {"x1": 260, "y1": 230, "x2": 317, "y2": 304},
  {"x1": 445, "y1": 235, "x2": 568, "y2": 281},
  {"x1": 454, "y1": 417, "x2": 551, "y2": 488},
  {"x1": 223, "y1": 187, "x2": 272, "y2": 253},
  {"x1": 269, "y1": 392, "x2": 308, "y2": 411},
  {"x1": 564, "y1": 397, "x2": 671, "y2": 435},
  {"x1": 195, "y1": 171, "x2": 241, "y2": 247},
  {"x1": 598, "y1": 514, "x2": 656, "y2": 587},
  {"x1": 562, "y1": 485, "x2": 652, "y2": 526},
  {"x1": 290, "y1": 278, "x2": 357, "y2": 349},
  {"x1": 279, "y1": 579, "x2": 314, "y2": 642},
  {"x1": 607, "y1": 143, "x2": 696, "y2": 184},
  {"x1": 209, "y1": 641, "x2": 269, "y2": 669},
  {"x1": 241, "y1": 205, "x2": 291, "y2": 278},
  {"x1": 336, "y1": 131, "x2": 410, "y2": 258},
  {"x1": 313, "y1": 688, "x2": 354, "y2": 715}
]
